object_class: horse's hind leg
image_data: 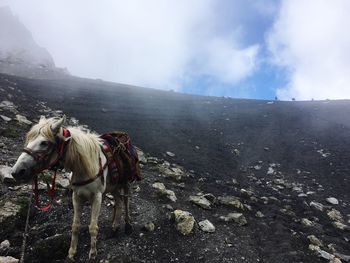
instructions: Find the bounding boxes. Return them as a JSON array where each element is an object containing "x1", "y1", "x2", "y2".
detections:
[
  {"x1": 68, "y1": 192, "x2": 82, "y2": 261},
  {"x1": 123, "y1": 183, "x2": 133, "y2": 235},
  {"x1": 112, "y1": 188, "x2": 123, "y2": 232},
  {"x1": 89, "y1": 192, "x2": 102, "y2": 259}
]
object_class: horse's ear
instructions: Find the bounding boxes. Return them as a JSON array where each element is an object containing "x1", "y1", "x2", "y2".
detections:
[
  {"x1": 51, "y1": 115, "x2": 66, "y2": 134},
  {"x1": 39, "y1": 115, "x2": 46, "y2": 123}
]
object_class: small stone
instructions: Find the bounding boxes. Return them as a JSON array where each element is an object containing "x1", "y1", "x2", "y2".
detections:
[
  {"x1": 332, "y1": 221, "x2": 348, "y2": 230},
  {"x1": 152, "y1": 182, "x2": 166, "y2": 191},
  {"x1": 254, "y1": 165, "x2": 262, "y2": 170},
  {"x1": 171, "y1": 210, "x2": 195, "y2": 235},
  {"x1": 0, "y1": 256, "x2": 19, "y2": 263},
  {"x1": 219, "y1": 213, "x2": 247, "y2": 226},
  {"x1": 308, "y1": 235, "x2": 323, "y2": 247},
  {"x1": 0, "y1": 165, "x2": 15, "y2": 184},
  {"x1": 301, "y1": 218, "x2": 314, "y2": 227},
  {"x1": 189, "y1": 195, "x2": 212, "y2": 209},
  {"x1": 16, "y1": 114, "x2": 32, "y2": 125},
  {"x1": 319, "y1": 250, "x2": 335, "y2": 260},
  {"x1": 232, "y1": 179, "x2": 239, "y2": 185},
  {"x1": 326, "y1": 197, "x2": 339, "y2": 205},
  {"x1": 142, "y1": 222, "x2": 155, "y2": 232},
  {"x1": 327, "y1": 209, "x2": 343, "y2": 222},
  {"x1": 218, "y1": 196, "x2": 244, "y2": 210},
  {"x1": 310, "y1": 201, "x2": 324, "y2": 211},
  {"x1": 255, "y1": 211, "x2": 264, "y2": 218},
  {"x1": 330, "y1": 258, "x2": 342, "y2": 263},
  {"x1": 198, "y1": 219, "x2": 215, "y2": 233},
  {"x1": 0, "y1": 240, "x2": 10, "y2": 252},
  {"x1": 0, "y1": 115, "x2": 12, "y2": 122},
  {"x1": 166, "y1": 151, "x2": 175, "y2": 157}
]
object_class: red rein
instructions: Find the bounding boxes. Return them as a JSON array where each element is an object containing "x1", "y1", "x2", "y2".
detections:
[{"x1": 31, "y1": 128, "x2": 71, "y2": 211}]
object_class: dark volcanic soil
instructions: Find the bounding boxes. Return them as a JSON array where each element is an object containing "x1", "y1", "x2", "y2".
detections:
[{"x1": 0, "y1": 73, "x2": 350, "y2": 263}]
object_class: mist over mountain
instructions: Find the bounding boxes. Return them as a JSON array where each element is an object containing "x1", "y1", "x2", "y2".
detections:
[{"x1": 0, "y1": 6, "x2": 68, "y2": 79}]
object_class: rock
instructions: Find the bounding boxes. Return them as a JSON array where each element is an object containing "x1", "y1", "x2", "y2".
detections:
[
  {"x1": 166, "y1": 151, "x2": 175, "y2": 157},
  {"x1": 152, "y1": 182, "x2": 177, "y2": 202},
  {"x1": 152, "y1": 182, "x2": 165, "y2": 191},
  {"x1": 301, "y1": 218, "x2": 314, "y2": 227},
  {"x1": 310, "y1": 201, "x2": 324, "y2": 211},
  {"x1": 142, "y1": 222, "x2": 155, "y2": 232},
  {"x1": 0, "y1": 100, "x2": 16, "y2": 112},
  {"x1": 0, "y1": 256, "x2": 19, "y2": 263},
  {"x1": 319, "y1": 250, "x2": 335, "y2": 260},
  {"x1": 171, "y1": 210, "x2": 195, "y2": 235},
  {"x1": 254, "y1": 165, "x2": 262, "y2": 170},
  {"x1": 218, "y1": 196, "x2": 244, "y2": 210},
  {"x1": 220, "y1": 213, "x2": 247, "y2": 226},
  {"x1": 0, "y1": 115, "x2": 12, "y2": 122},
  {"x1": 56, "y1": 175, "x2": 70, "y2": 188},
  {"x1": 330, "y1": 258, "x2": 342, "y2": 263},
  {"x1": 135, "y1": 147, "x2": 147, "y2": 164},
  {"x1": 267, "y1": 167, "x2": 275, "y2": 175},
  {"x1": 308, "y1": 235, "x2": 323, "y2": 247},
  {"x1": 327, "y1": 209, "x2": 343, "y2": 222},
  {"x1": 0, "y1": 240, "x2": 10, "y2": 252},
  {"x1": 0, "y1": 165, "x2": 16, "y2": 184},
  {"x1": 326, "y1": 197, "x2": 339, "y2": 205},
  {"x1": 255, "y1": 211, "x2": 264, "y2": 218},
  {"x1": 232, "y1": 179, "x2": 239, "y2": 185},
  {"x1": 15, "y1": 114, "x2": 32, "y2": 125},
  {"x1": 198, "y1": 219, "x2": 215, "y2": 233},
  {"x1": 202, "y1": 193, "x2": 216, "y2": 203},
  {"x1": 0, "y1": 201, "x2": 21, "y2": 224},
  {"x1": 332, "y1": 221, "x2": 349, "y2": 231},
  {"x1": 189, "y1": 195, "x2": 212, "y2": 209},
  {"x1": 334, "y1": 253, "x2": 350, "y2": 262}
]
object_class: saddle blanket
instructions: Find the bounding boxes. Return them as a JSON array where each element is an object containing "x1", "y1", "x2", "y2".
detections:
[{"x1": 100, "y1": 131, "x2": 141, "y2": 183}]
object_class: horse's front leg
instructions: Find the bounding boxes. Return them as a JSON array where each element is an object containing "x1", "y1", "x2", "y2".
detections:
[
  {"x1": 68, "y1": 192, "x2": 82, "y2": 261},
  {"x1": 89, "y1": 192, "x2": 102, "y2": 259}
]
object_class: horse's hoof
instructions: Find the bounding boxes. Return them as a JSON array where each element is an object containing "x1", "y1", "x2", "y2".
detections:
[
  {"x1": 89, "y1": 250, "x2": 97, "y2": 260},
  {"x1": 125, "y1": 223, "x2": 133, "y2": 235}
]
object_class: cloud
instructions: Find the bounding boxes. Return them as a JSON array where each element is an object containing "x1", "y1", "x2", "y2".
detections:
[
  {"x1": 267, "y1": 0, "x2": 350, "y2": 100},
  {"x1": 2, "y1": 0, "x2": 260, "y2": 92}
]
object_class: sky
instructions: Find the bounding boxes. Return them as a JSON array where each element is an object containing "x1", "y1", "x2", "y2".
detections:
[{"x1": 1, "y1": 0, "x2": 350, "y2": 100}]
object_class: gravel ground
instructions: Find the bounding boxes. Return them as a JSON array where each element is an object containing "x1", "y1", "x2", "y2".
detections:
[{"x1": 0, "y1": 73, "x2": 350, "y2": 263}]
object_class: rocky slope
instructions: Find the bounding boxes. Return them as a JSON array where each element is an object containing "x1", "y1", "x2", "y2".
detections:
[
  {"x1": 0, "y1": 7, "x2": 69, "y2": 79},
  {"x1": 0, "y1": 73, "x2": 350, "y2": 263}
]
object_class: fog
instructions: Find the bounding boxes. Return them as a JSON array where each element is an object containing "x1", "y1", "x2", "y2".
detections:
[{"x1": 0, "y1": 0, "x2": 263, "y2": 93}]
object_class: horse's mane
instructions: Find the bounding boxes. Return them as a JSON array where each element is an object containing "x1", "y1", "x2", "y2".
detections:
[{"x1": 27, "y1": 117, "x2": 101, "y2": 179}]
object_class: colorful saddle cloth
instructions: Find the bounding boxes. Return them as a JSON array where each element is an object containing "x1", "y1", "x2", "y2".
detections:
[{"x1": 100, "y1": 131, "x2": 141, "y2": 183}]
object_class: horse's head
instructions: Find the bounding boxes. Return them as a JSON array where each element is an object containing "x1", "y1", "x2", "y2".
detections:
[{"x1": 11, "y1": 115, "x2": 66, "y2": 182}]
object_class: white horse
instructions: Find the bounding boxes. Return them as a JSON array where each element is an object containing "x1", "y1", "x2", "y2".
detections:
[{"x1": 11, "y1": 116, "x2": 139, "y2": 260}]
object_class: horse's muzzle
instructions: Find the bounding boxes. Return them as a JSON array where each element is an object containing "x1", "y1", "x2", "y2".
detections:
[{"x1": 11, "y1": 167, "x2": 31, "y2": 182}]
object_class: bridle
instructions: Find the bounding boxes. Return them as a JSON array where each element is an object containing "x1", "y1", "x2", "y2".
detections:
[{"x1": 22, "y1": 128, "x2": 71, "y2": 211}]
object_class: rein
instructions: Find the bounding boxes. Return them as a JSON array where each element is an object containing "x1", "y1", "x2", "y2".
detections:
[{"x1": 24, "y1": 128, "x2": 71, "y2": 211}]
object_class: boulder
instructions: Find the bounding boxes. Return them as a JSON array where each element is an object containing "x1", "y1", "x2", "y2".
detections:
[
  {"x1": 171, "y1": 210, "x2": 195, "y2": 235},
  {"x1": 189, "y1": 195, "x2": 212, "y2": 209},
  {"x1": 0, "y1": 165, "x2": 15, "y2": 184},
  {"x1": 219, "y1": 213, "x2": 247, "y2": 226},
  {"x1": 198, "y1": 219, "x2": 215, "y2": 233}
]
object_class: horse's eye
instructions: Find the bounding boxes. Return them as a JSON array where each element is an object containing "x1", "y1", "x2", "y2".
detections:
[{"x1": 40, "y1": 141, "x2": 49, "y2": 147}]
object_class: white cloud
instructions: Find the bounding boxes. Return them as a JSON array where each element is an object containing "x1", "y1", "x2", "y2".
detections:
[
  {"x1": 1, "y1": 0, "x2": 259, "y2": 92},
  {"x1": 267, "y1": 0, "x2": 350, "y2": 100}
]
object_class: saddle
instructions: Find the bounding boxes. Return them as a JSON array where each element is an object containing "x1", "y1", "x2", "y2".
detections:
[{"x1": 100, "y1": 131, "x2": 141, "y2": 184}]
